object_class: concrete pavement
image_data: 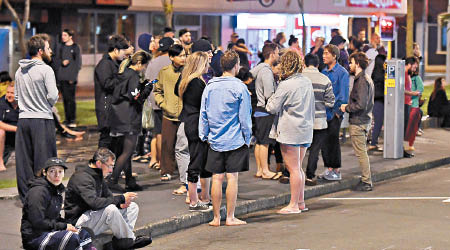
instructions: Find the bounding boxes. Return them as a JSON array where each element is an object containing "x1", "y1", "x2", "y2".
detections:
[
  {"x1": 152, "y1": 165, "x2": 450, "y2": 250},
  {"x1": 0, "y1": 128, "x2": 449, "y2": 249}
]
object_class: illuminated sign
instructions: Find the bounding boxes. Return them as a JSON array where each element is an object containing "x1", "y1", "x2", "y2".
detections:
[
  {"x1": 379, "y1": 16, "x2": 396, "y2": 41},
  {"x1": 347, "y1": 0, "x2": 402, "y2": 9},
  {"x1": 237, "y1": 14, "x2": 287, "y2": 29},
  {"x1": 96, "y1": 0, "x2": 130, "y2": 6}
]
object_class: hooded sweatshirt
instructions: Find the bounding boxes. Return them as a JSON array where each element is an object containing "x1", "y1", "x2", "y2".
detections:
[
  {"x1": 15, "y1": 59, "x2": 59, "y2": 119},
  {"x1": 21, "y1": 177, "x2": 66, "y2": 247},
  {"x1": 250, "y1": 63, "x2": 276, "y2": 111}
]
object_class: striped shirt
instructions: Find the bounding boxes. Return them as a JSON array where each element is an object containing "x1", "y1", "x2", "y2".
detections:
[{"x1": 302, "y1": 67, "x2": 335, "y2": 130}]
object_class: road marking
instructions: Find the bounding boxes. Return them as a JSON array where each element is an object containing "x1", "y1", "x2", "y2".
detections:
[{"x1": 321, "y1": 197, "x2": 450, "y2": 202}]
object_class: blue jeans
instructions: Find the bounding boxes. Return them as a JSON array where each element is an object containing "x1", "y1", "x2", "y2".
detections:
[{"x1": 371, "y1": 100, "x2": 384, "y2": 146}]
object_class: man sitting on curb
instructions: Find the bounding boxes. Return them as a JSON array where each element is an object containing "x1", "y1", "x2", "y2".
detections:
[
  {"x1": 200, "y1": 50, "x2": 252, "y2": 227},
  {"x1": 64, "y1": 148, "x2": 152, "y2": 249},
  {"x1": 0, "y1": 82, "x2": 19, "y2": 171}
]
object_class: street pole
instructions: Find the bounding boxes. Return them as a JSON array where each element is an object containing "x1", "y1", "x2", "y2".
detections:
[
  {"x1": 420, "y1": 0, "x2": 427, "y2": 80},
  {"x1": 447, "y1": 0, "x2": 450, "y2": 83}
]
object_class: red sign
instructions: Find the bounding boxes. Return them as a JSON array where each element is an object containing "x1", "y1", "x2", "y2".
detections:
[
  {"x1": 347, "y1": 0, "x2": 401, "y2": 9},
  {"x1": 96, "y1": 0, "x2": 130, "y2": 6}
]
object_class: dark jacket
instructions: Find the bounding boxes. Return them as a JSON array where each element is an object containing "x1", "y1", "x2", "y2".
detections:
[
  {"x1": 428, "y1": 89, "x2": 449, "y2": 117},
  {"x1": 21, "y1": 177, "x2": 66, "y2": 247},
  {"x1": 175, "y1": 77, "x2": 206, "y2": 141},
  {"x1": 110, "y1": 67, "x2": 153, "y2": 134},
  {"x1": 57, "y1": 43, "x2": 82, "y2": 82},
  {"x1": 94, "y1": 53, "x2": 121, "y2": 130},
  {"x1": 64, "y1": 165, "x2": 125, "y2": 225},
  {"x1": 345, "y1": 71, "x2": 374, "y2": 125}
]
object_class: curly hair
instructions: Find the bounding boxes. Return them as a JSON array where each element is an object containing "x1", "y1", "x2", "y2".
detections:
[{"x1": 279, "y1": 50, "x2": 304, "y2": 80}]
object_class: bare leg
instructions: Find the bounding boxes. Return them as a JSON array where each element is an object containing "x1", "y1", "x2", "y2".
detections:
[
  {"x1": 258, "y1": 144, "x2": 276, "y2": 178},
  {"x1": 254, "y1": 145, "x2": 262, "y2": 177},
  {"x1": 188, "y1": 181, "x2": 198, "y2": 206},
  {"x1": 298, "y1": 147, "x2": 307, "y2": 209},
  {"x1": 149, "y1": 137, "x2": 158, "y2": 166},
  {"x1": 200, "y1": 177, "x2": 211, "y2": 202},
  {"x1": 225, "y1": 172, "x2": 246, "y2": 226},
  {"x1": 209, "y1": 173, "x2": 224, "y2": 226},
  {"x1": 279, "y1": 144, "x2": 300, "y2": 213},
  {"x1": 0, "y1": 129, "x2": 6, "y2": 171}
]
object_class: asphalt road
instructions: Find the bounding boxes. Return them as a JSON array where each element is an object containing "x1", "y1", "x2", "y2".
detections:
[{"x1": 149, "y1": 165, "x2": 450, "y2": 250}]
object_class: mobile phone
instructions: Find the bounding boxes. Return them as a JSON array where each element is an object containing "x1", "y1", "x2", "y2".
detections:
[{"x1": 145, "y1": 79, "x2": 158, "y2": 87}]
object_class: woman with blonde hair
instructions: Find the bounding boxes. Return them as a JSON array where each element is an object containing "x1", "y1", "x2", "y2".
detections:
[
  {"x1": 266, "y1": 50, "x2": 315, "y2": 214},
  {"x1": 174, "y1": 51, "x2": 213, "y2": 212}
]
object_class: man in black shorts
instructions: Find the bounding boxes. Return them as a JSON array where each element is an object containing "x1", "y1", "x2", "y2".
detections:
[
  {"x1": 199, "y1": 51, "x2": 252, "y2": 227},
  {"x1": 250, "y1": 43, "x2": 280, "y2": 179},
  {"x1": 0, "y1": 83, "x2": 19, "y2": 171}
]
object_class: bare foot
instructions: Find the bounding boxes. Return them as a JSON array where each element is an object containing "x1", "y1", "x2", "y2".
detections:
[
  {"x1": 225, "y1": 217, "x2": 247, "y2": 226},
  {"x1": 0, "y1": 165, "x2": 6, "y2": 172},
  {"x1": 209, "y1": 217, "x2": 221, "y2": 227},
  {"x1": 261, "y1": 171, "x2": 279, "y2": 180}
]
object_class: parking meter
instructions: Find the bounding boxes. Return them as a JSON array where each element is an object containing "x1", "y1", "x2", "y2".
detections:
[{"x1": 384, "y1": 59, "x2": 405, "y2": 159}]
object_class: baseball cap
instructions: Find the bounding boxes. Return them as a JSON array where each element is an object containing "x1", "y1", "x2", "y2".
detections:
[
  {"x1": 158, "y1": 37, "x2": 174, "y2": 52},
  {"x1": 192, "y1": 39, "x2": 212, "y2": 53},
  {"x1": 44, "y1": 157, "x2": 68, "y2": 170},
  {"x1": 138, "y1": 33, "x2": 152, "y2": 53}
]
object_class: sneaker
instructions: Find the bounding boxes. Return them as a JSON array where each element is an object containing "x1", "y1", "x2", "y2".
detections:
[
  {"x1": 318, "y1": 169, "x2": 330, "y2": 179},
  {"x1": 323, "y1": 170, "x2": 342, "y2": 181},
  {"x1": 305, "y1": 178, "x2": 317, "y2": 186},
  {"x1": 199, "y1": 200, "x2": 212, "y2": 207},
  {"x1": 107, "y1": 181, "x2": 126, "y2": 193},
  {"x1": 132, "y1": 235, "x2": 152, "y2": 248},
  {"x1": 126, "y1": 182, "x2": 143, "y2": 192},
  {"x1": 354, "y1": 181, "x2": 373, "y2": 191},
  {"x1": 189, "y1": 201, "x2": 212, "y2": 212}
]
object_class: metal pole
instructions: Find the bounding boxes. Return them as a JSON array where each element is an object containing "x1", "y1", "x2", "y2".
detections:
[
  {"x1": 420, "y1": 0, "x2": 427, "y2": 79},
  {"x1": 447, "y1": 1, "x2": 450, "y2": 84}
]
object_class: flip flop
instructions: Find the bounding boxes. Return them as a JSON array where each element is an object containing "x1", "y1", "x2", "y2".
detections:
[
  {"x1": 254, "y1": 174, "x2": 262, "y2": 178},
  {"x1": 148, "y1": 162, "x2": 159, "y2": 169},
  {"x1": 160, "y1": 174, "x2": 172, "y2": 181},
  {"x1": 277, "y1": 208, "x2": 301, "y2": 214},
  {"x1": 262, "y1": 172, "x2": 282, "y2": 180},
  {"x1": 172, "y1": 186, "x2": 187, "y2": 195}
]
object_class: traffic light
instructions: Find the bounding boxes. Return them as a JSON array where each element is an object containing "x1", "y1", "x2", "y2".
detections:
[{"x1": 380, "y1": 17, "x2": 395, "y2": 41}]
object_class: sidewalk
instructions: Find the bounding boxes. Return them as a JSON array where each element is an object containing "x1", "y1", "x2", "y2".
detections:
[{"x1": 0, "y1": 128, "x2": 449, "y2": 248}]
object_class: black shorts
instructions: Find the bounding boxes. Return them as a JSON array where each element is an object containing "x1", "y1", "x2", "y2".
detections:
[
  {"x1": 254, "y1": 115, "x2": 275, "y2": 145},
  {"x1": 205, "y1": 145, "x2": 249, "y2": 174},
  {"x1": 153, "y1": 110, "x2": 163, "y2": 135}
]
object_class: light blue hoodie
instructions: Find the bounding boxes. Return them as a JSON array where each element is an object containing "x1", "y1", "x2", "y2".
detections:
[{"x1": 15, "y1": 59, "x2": 59, "y2": 119}]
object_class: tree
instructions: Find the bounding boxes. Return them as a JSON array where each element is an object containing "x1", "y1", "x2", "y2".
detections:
[
  {"x1": 406, "y1": 0, "x2": 414, "y2": 57},
  {"x1": 297, "y1": 0, "x2": 306, "y2": 56},
  {"x1": 161, "y1": 0, "x2": 174, "y2": 28},
  {"x1": 3, "y1": 0, "x2": 30, "y2": 58}
]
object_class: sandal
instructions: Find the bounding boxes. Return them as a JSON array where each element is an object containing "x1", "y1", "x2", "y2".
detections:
[
  {"x1": 262, "y1": 172, "x2": 282, "y2": 180},
  {"x1": 160, "y1": 174, "x2": 172, "y2": 181},
  {"x1": 172, "y1": 185, "x2": 187, "y2": 195},
  {"x1": 136, "y1": 157, "x2": 149, "y2": 163},
  {"x1": 148, "y1": 162, "x2": 159, "y2": 169}
]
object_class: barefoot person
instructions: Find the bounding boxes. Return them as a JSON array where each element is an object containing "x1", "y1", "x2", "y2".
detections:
[
  {"x1": 266, "y1": 51, "x2": 315, "y2": 214},
  {"x1": 199, "y1": 51, "x2": 252, "y2": 226}
]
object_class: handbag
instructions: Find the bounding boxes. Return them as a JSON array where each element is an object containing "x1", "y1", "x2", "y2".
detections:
[{"x1": 142, "y1": 99, "x2": 154, "y2": 130}]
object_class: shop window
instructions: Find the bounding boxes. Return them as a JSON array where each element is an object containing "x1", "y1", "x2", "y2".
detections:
[
  {"x1": 202, "y1": 16, "x2": 221, "y2": 47},
  {"x1": 77, "y1": 13, "x2": 95, "y2": 54},
  {"x1": 118, "y1": 14, "x2": 135, "y2": 47},
  {"x1": 152, "y1": 13, "x2": 166, "y2": 36},
  {"x1": 176, "y1": 15, "x2": 200, "y2": 26},
  {"x1": 97, "y1": 14, "x2": 116, "y2": 53}
]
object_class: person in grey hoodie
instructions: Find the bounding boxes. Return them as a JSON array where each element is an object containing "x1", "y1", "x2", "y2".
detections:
[
  {"x1": 266, "y1": 51, "x2": 315, "y2": 214},
  {"x1": 14, "y1": 34, "x2": 59, "y2": 204},
  {"x1": 250, "y1": 42, "x2": 280, "y2": 180}
]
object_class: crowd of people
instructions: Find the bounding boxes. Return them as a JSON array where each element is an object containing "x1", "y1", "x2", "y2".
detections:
[{"x1": 0, "y1": 24, "x2": 447, "y2": 249}]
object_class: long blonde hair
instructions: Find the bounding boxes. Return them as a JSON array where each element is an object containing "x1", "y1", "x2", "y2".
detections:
[{"x1": 178, "y1": 51, "x2": 209, "y2": 98}]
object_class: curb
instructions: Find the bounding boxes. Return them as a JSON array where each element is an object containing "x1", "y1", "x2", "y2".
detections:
[{"x1": 135, "y1": 156, "x2": 450, "y2": 238}]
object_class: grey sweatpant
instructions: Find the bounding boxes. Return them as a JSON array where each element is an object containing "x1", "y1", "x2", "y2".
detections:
[
  {"x1": 176, "y1": 122, "x2": 189, "y2": 184},
  {"x1": 75, "y1": 202, "x2": 139, "y2": 240}
]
